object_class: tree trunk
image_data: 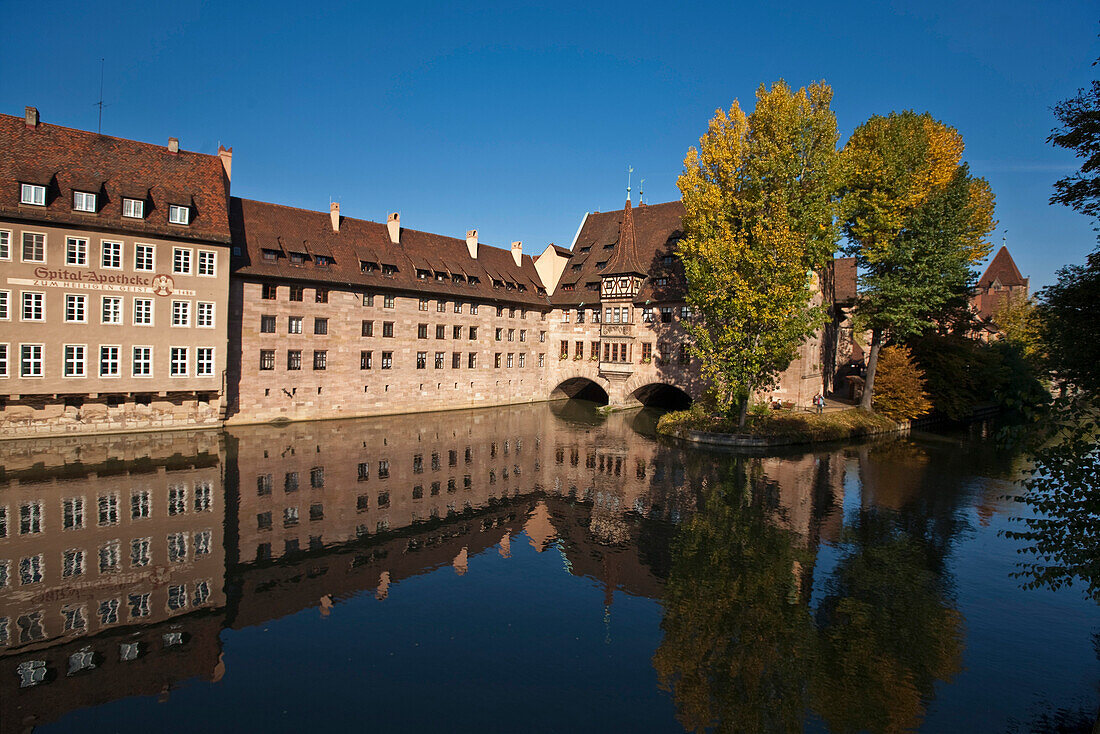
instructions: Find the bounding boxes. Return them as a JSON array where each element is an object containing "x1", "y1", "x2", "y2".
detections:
[
  {"x1": 859, "y1": 328, "x2": 883, "y2": 411},
  {"x1": 737, "y1": 395, "x2": 749, "y2": 430}
]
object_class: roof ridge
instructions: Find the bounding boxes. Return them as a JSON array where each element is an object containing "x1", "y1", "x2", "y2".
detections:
[{"x1": 0, "y1": 113, "x2": 220, "y2": 160}]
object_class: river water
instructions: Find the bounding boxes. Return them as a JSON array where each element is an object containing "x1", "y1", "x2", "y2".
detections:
[{"x1": 0, "y1": 401, "x2": 1096, "y2": 732}]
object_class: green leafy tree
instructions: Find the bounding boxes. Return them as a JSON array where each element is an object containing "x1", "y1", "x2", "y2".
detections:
[
  {"x1": 1049, "y1": 78, "x2": 1100, "y2": 230},
  {"x1": 678, "y1": 81, "x2": 840, "y2": 427},
  {"x1": 840, "y1": 111, "x2": 996, "y2": 411}
]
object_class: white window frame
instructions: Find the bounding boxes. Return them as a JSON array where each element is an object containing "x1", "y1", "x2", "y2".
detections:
[
  {"x1": 171, "y1": 300, "x2": 191, "y2": 327},
  {"x1": 0, "y1": 229, "x2": 10, "y2": 260},
  {"x1": 21, "y1": 292, "x2": 44, "y2": 322},
  {"x1": 20, "y1": 344, "x2": 43, "y2": 377},
  {"x1": 173, "y1": 248, "x2": 192, "y2": 275},
  {"x1": 101, "y1": 296, "x2": 122, "y2": 324},
  {"x1": 170, "y1": 347, "x2": 188, "y2": 377},
  {"x1": 100, "y1": 240, "x2": 122, "y2": 269},
  {"x1": 134, "y1": 243, "x2": 155, "y2": 272},
  {"x1": 197, "y1": 250, "x2": 216, "y2": 277},
  {"x1": 169, "y1": 204, "x2": 190, "y2": 225},
  {"x1": 73, "y1": 191, "x2": 96, "y2": 213},
  {"x1": 65, "y1": 237, "x2": 88, "y2": 266},
  {"x1": 99, "y1": 345, "x2": 120, "y2": 377},
  {"x1": 21, "y1": 231, "x2": 45, "y2": 263},
  {"x1": 0, "y1": 343, "x2": 8, "y2": 378},
  {"x1": 0, "y1": 290, "x2": 9, "y2": 320},
  {"x1": 132, "y1": 346, "x2": 153, "y2": 377},
  {"x1": 196, "y1": 347, "x2": 214, "y2": 376},
  {"x1": 63, "y1": 344, "x2": 87, "y2": 378},
  {"x1": 133, "y1": 298, "x2": 153, "y2": 326},
  {"x1": 122, "y1": 198, "x2": 144, "y2": 219},
  {"x1": 20, "y1": 184, "x2": 45, "y2": 206},
  {"x1": 196, "y1": 301, "x2": 215, "y2": 328},
  {"x1": 64, "y1": 294, "x2": 87, "y2": 323}
]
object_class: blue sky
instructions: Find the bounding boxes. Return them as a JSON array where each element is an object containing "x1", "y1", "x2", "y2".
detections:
[{"x1": 2, "y1": 1, "x2": 1096, "y2": 288}]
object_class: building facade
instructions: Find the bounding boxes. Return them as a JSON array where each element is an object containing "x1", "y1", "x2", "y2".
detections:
[
  {"x1": 970, "y1": 245, "x2": 1029, "y2": 341},
  {"x1": 0, "y1": 107, "x2": 858, "y2": 435},
  {"x1": 0, "y1": 109, "x2": 233, "y2": 437}
]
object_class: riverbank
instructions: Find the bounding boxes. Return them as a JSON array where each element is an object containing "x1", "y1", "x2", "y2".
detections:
[{"x1": 656, "y1": 406, "x2": 903, "y2": 448}]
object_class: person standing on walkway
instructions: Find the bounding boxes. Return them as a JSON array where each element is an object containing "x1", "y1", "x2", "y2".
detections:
[{"x1": 814, "y1": 394, "x2": 824, "y2": 414}]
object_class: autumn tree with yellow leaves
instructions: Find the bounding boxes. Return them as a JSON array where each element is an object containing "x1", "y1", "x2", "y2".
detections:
[
  {"x1": 840, "y1": 111, "x2": 997, "y2": 411},
  {"x1": 678, "y1": 81, "x2": 840, "y2": 428}
]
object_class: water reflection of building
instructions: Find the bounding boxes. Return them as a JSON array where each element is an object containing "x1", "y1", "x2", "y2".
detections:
[{"x1": 0, "y1": 430, "x2": 227, "y2": 732}]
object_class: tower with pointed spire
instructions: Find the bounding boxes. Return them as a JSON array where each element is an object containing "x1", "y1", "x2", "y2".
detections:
[{"x1": 597, "y1": 197, "x2": 647, "y2": 386}]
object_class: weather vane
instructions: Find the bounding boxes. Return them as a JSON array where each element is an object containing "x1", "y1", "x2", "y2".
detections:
[
  {"x1": 627, "y1": 165, "x2": 633, "y2": 200},
  {"x1": 639, "y1": 178, "x2": 645, "y2": 205}
]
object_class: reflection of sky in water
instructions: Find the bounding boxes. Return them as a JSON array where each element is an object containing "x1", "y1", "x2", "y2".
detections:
[{"x1": 0, "y1": 404, "x2": 1094, "y2": 733}]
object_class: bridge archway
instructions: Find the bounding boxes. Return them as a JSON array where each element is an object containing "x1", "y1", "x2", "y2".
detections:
[
  {"x1": 629, "y1": 383, "x2": 693, "y2": 410},
  {"x1": 550, "y1": 377, "x2": 610, "y2": 404}
]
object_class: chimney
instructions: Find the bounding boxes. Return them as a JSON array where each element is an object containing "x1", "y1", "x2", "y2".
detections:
[
  {"x1": 330, "y1": 202, "x2": 340, "y2": 233},
  {"x1": 466, "y1": 230, "x2": 478, "y2": 259},
  {"x1": 387, "y1": 212, "x2": 400, "y2": 244},
  {"x1": 218, "y1": 145, "x2": 233, "y2": 180},
  {"x1": 168, "y1": 137, "x2": 179, "y2": 154},
  {"x1": 24, "y1": 106, "x2": 39, "y2": 128},
  {"x1": 511, "y1": 241, "x2": 523, "y2": 267}
]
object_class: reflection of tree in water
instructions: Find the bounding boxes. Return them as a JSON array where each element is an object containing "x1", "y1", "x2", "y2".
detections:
[
  {"x1": 652, "y1": 461, "x2": 814, "y2": 733},
  {"x1": 811, "y1": 507, "x2": 963, "y2": 733},
  {"x1": 653, "y1": 446, "x2": 967, "y2": 734}
]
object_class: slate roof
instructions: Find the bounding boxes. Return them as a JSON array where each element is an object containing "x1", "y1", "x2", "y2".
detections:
[
  {"x1": 0, "y1": 112, "x2": 231, "y2": 244},
  {"x1": 551, "y1": 200, "x2": 686, "y2": 306},
  {"x1": 229, "y1": 198, "x2": 551, "y2": 307}
]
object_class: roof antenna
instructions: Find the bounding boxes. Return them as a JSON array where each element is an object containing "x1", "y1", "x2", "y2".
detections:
[
  {"x1": 94, "y1": 58, "x2": 108, "y2": 133},
  {"x1": 626, "y1": 165, "x2": 633, "y2": 203}
]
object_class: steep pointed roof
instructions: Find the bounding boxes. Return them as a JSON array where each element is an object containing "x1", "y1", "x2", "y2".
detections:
[
  {"x1": 603, "y1": 198, "x2": 647, "y2": 277},
  {"x1": 979, "y1": 246, "x2": 1027, "y2": 290}
]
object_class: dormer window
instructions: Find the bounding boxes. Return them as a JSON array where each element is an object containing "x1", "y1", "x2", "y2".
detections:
[
  {"x1": 655, "y1": 276, "x2": 669, "y2": 286},
  {"x1": 435, "y1": 271, "x2": 447, "y2": 281},
  {"x1": 536, "y1": 287, "x2": 546, "y2": 296},
  {"x1": 579, "y1": 246, "x2": 591, "y2": 254},
  {"x1": 561, "y1": 283, "x2": 575, "y2": 292},
  {"x1": 662, "y1": 255, "x2": 675, "y2": 265},
  {"x1": 361, "y1": 260, "x2": 379, "y2": 273},
  {"x1": 381, "y1": 264, "x2": 397, "y2": 277},
  {"x1": 289, "y1": 252, "x2": 306, "y2": 265},
  {"x1": 262, "y1": 249, "x2": 279, "y2": 261},
  {"x1": 571, "y1": 264, "x2": 582, "y2": 272},
  {"x1": 73, "y1": 191, "x2": 97, "y2": 212},
  {"x1": 123, "y1": 198, "x2": 144, "y2": 218},
  {"x1": 20, "y1": 184, "x2": 45, "y2": 206},
  {"x1": 451, "y1": 273, "x2": 465, "y2": 284},
  {"x1": 416, "y1": 269, "x2": 430, "y2": 280},
  {"x1": 168, "y1": 204, "x2": 190, "y2": 225},
  {"x1": 315, "y1": 256, "x2": 332, "y2": 268},
  {"x1": 596, "y1": 261, "x2": 608, "y2": 269},
  {"x1": 604, "y1": 243, "x2": 615, "y2": 249},
  {"x1": 468, "y1": 276, "x2": 480, "y2": 286},
  {"x1": 492, "y1": 279, "x2": 504, "y2": 289}
]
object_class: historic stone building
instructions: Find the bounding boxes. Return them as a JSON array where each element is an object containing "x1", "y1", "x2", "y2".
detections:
[
  {"x1": 970, "y1": 245, "x2": 1029, "y2": 341},
  {"x1": 0, "y1": 108, "x2": 234, "y2": 437}
]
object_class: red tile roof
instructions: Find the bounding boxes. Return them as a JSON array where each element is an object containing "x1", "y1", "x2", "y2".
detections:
[
  {"x1": 552, "y1": 200, "x2": 686, "y2": 306},
  {"x1": 229, "y1": 198, "x2": 551, "y2": 307},
  {"x1": 0, "y1": 112, "x2": 231, "y2": 244},
  {"x1": 978, "y1": 246, "x2": 1027, "y2": 290},
  {"x1": 603, "y1": 198, "x2": 646, "y2": 276}
]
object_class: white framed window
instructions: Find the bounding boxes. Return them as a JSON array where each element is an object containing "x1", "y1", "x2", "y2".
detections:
[
  {"x1": 20, "y1": 184, "x2": 45, "y2": 206},
  {"x1": 99, "y1": 345, "x2": 120, "y2": 377},
  {"x1": 98, "y1": 494, "x2": 119, "y2": 525},
  {"x1": 99, "y1": 541, "x2": 120, "y2": 572},
  {"x1": 20, "y1": 344, "x2": 43, "y2": 377},
  {"x1": 173, "y1": 248, "x2": 192, "y2": 274},
  {"x1": 101, "y1": 240, "x2": 122, "y2": 269},
  {"x1": 63, "y1": 549, "x2": 85, "y2": 577},
  {"x1": 65, "y1": 294, "x2": 87, "y2": 323},
  {"x1": 130, "y1": 537, "x2": 151, "y2": 567},
  {"x1": 196, "y1": 347, "x2": 214, "y2": 376},
  {"x1": 132, "y1": 346, "x2": 152, "y2": 377},
  {"x1": 167, "y1": 532, "x2": 187, "y2": 562},
  {"x1": 169, "y1": 204, "x2": 190, "y2": 225},
  {"x1": 134, "y1": 244, "x2": 154, "y2": 271},
  {"x1": 73, "y1": 191, "x2": 96, "y2": 212},
  {"x1": 0, "y1": 290, "x2": 9, "y2": 319},
  {"x1": 21, "y1": 232, "x2": 45, "y2": 262},
  {"x1": 63, "y1": 345, "x2": 86, "y2": 377},
  {"x1": 0, "y1": 344, "x2": 8, "y2": 377},
  {"x1": 65, "y1": 237, "x2": 88, "y2": 266},
  {"x1": 168, "y1": 485, "x2": 187, "y2": 515},
  {"x1": 171, "y1": 300, "x2": 190, "y2": 327},
  {"x1": 21, "y1": 292, "x2": 43, "y2": 321},
  {"x1": 122, "y1": 198, "x2": 144, "y2": 218},
  {"x1": 197, "y1": 250, "x2": 216, "y2": 276},
  {"x1": 196, "y1": 301, "x2": 214, "y2": 328},
  {"x1": 101, "y1": 296, "x2": 122, "y2": 324},
  {"x1": 19, "y1": 555, "x2": 43, "y2": 584},
  {"x1": 170, "y1": 347, "x2": 188, "y2": 377},
  {"x1": 0, "y1": 230, "x2": 10, "y2": 260},
  {"x1": 133, "y1": 298, "x2": 153, "y2": 325},
  {"x1": 20, "y1": 502, "x2": 43, "y2": 534},
  {"x1": 98, "y1": 598, "x2": 120, "y2": 625}
]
